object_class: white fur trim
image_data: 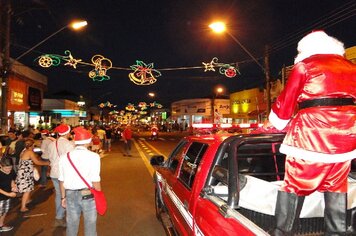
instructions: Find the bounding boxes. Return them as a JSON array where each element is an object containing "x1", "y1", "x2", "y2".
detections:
[
  {"x1": 280, "y1": 144, "x2": 356, "y2": 163},
  {"x1": 58, "y1": 130, "x2": 70, "y2": 136},
  {"x1": 294, "y1": 31, "x2": 345, "y2": 63},
  {"x1": 268, "y1": 110, "x2": 290, "y2": 130},
  {"x1": 75, "y1": 138, "x2": 92, "y2": 145}
]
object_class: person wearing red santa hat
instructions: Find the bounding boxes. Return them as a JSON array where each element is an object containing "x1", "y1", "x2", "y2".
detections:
[
  {"x1": 265, "y1": 30, "x2": 356, "y2": 235},
  {"x1": 58, "y1": 127, "x2": 102, "y2": 236},
  {"x1": 48, "y1": 124, "x2": 75, "y2": 228}
]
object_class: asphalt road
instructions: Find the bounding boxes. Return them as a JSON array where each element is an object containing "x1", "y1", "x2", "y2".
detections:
[{"x1": 3, "y1": 132, "x2": 184, "y2": 236}]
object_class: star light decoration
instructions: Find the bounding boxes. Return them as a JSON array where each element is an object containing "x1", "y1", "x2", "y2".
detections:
[
  {"x1": 202, "y1": 57, "x2": 240, "y2": 78},
  {"x1": 37, "y1": 50, "x2": 81, "y2": 68},
  {"x1": 129, "y1": 61, "x2": 161, "y2": 85}
]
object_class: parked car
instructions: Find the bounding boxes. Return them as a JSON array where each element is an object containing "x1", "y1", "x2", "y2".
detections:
[{"x1": 150, "y1": 132, "x2": 356, "y2": 235}]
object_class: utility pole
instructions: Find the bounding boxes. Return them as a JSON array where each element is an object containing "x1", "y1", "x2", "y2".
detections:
[
  {"x1": 0, "y1": 0, "x2": 11, "y2": 132},
  {"x1": 264, "y1": 45, "x2": 271, "y2": 118}
]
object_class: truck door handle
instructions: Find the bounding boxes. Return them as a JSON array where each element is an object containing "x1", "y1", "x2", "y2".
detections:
[{"x1": 183, "y1": 200, "x2": 189, "y2": 209}]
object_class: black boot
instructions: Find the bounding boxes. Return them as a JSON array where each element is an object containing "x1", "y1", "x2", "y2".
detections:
[
  {"x1": 347, "y1": 207, "x2": 356, "y2": 234},
  {"x1": 272, "y1": 191, "x2": 305, "y2": 236},
  {"x1": 324, "y1": 192, "x2": 347, "y2": 236}
]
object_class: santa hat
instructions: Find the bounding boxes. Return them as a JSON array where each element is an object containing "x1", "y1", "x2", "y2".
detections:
[
  {"x1": 54, "y1": 124, "x2": 71, "y2": 136},
  {"x1": 294, "y1": 30, "x2": 345, "y2": 64},
  {"x1": 41, "y1": 129, "x2": 50, "y2": 136},
  {"x1": 41, "y1": 129, "x2": 50, "y2": 134},
  {"x1": 73, "y1": 127, "x2": 92, "y2": 145}
]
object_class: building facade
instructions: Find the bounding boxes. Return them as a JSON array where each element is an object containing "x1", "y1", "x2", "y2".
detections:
[
  {"x1": 29, "y1": 99, "x2": 87, "y2": 129},
  {"x1": 171, "y1": 98, "x2": 230, "y2": 129},
  {"x1": 1, "y1": 61, "x2": 47, "y2": 131}
]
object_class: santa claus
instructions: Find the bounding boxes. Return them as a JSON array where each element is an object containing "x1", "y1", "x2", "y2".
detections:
[{"x1": 266, "y1": 30, "x2": 356, "y2": 235}]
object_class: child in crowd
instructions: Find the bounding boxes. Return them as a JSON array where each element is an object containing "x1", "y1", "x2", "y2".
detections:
[{"x1": 0, "y1": 158, "x2": 17, "y2": 232}]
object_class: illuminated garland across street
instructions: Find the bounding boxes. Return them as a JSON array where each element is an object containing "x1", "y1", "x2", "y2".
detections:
[
  {"x1": 100, "y1": 101, "x2": 164, "y2": 124},
  {"x1": 202, "y1": 57, "x2": 240, "y2": 78},
  {"x1": 36, "y1": 51, "x2": 249, "y2": 84},
  {"x1": 125, "y1": 101, "x2": 163, "y2": 111}
]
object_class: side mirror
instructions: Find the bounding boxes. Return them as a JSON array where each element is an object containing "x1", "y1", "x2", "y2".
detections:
[{"x1": 150, "y1": 155, "x2": 164, "y2": 166}]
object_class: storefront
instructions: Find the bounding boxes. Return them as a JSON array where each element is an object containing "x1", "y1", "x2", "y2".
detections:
[
  {"x1": 4, "y1": 62, "x2": 47, "y2": 130},
  {"x1": 228, "y1": 88, "x2": 267, "y2": 124},
  {"x1": 29, "y1": 99, "x2": 87, "y2": 129},
  {"x1": 171, "y1": 98, "x2": 230, "y2": 129}
]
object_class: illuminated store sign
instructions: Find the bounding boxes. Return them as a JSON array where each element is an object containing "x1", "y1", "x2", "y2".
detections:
[{"x1": 12, "y1": 91, "x2": 24, "y2": 105}]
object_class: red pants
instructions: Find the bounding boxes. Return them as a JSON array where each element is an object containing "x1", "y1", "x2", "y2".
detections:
[{"x1": 281, "y1": 156, "x2": 351, "y2": 196}]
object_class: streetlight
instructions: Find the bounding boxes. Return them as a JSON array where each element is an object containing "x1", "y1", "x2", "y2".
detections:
[
  {"x1": 209, "y1": 21, "x2": 265, "y2": 73},
  {"x1": 209, "y1": 21, "x2": 271, "y2": 118},
  {"x1": 216, "y1": 87, "x2": 224, "y2": 97},
  {"x1": 212, "y1": 85, "x2": 225, "y2": 123},
  {"x1": 0, "y1": 19, "x2": 87, "y2": 131},
  {"x1": 148, "y1": 92, "x2": 155, "y2": 98},
  {"x1": 15, "y1": 20, "x2": 87, "y2": 61}
]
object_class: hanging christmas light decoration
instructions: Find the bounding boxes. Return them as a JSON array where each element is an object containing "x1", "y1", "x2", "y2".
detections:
[
  {"x1": 63, "y1": 50, "x2": 82, "y2": 68},
  {"x1": 149, "y1": 101, "x2": 163, "y2": 108},
  {"x1": 202, "y1": 57, "x2": 240, "y2": 78},
  {"x1": 125, "y1": 103, "x2": 136, "y2": 111},
  {"x1": 219, "y1": 64, "x2": 240, "y2": 78},
  {"x1": 128, "y1": 61, "x2": 161, "y2": 85},
  {"x1": 202, "y1": 57, "x2": 218, "y2": 72},
  {"x1": 98, "y1": 101, "x2": 116, "y2": 108},
  {"x1": 36, "y1": 50, "x2": 249, "y2": 85},
  {"x1": 37, "y1": 50, "x2": 82, "y2": 68},
  {"x1": 89, "y1": 55, "x2": 112, "y2": 82},
  {"x1": 138, "y1": 102, "x2": 148, "y2": 110},
  {"x1": 37, "y1": 54, "x2": 62, "y2": 68}
]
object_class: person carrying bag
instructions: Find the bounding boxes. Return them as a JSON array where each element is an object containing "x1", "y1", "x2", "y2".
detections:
[
  {"x1": 66, "y1": 152, "x2": 107, "y2": 215},
  {"x1": 58, "y1": 127, "x2": 106, "y2": 236}
]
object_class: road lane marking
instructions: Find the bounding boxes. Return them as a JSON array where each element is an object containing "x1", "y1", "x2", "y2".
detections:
[
  {"x1": 141, "y1": 140, "x2": 167, "y2": 159},
  {"x1": 133, "y1": 139, "x2": 154, "y2": 177}
]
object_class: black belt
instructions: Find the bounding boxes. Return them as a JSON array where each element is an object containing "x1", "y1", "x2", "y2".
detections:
[
  {"x1": 299, "y1": 98, "x2": 355, "y2": 109},
  {"x1": 66, "y1": 188, "x2": 89, "y2": 192}
]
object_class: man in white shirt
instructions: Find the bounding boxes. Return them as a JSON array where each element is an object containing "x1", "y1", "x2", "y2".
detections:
[
  {"x1": 38, "y1": 130, "x2": 55, "y2": 188},
  {"x1": 48, "y1": 124, "x2": 75, "y2": 227},
  {"x1": 59, "y1": 127, "x2": 101, "y2": 236}
]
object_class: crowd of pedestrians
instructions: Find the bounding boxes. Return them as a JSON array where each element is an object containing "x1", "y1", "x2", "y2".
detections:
[{"x1": 0, "y1": 123, "x2": 115, "y2": 234}]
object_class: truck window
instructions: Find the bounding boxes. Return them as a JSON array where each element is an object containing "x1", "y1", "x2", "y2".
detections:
[
  {"x1": 167, "y1": 140, "x2": 188, "y2": 173},
  {"x1": 178, "y1": 142, "x2": 208, "y2": 189},
  {"x1": 237, "y1": 142, "x2": 285, "y2": 181}
]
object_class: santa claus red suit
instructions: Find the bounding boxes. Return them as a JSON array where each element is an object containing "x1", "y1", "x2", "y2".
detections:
[{"x1": 268, "y1": 31, "x2": 356, "y2": 235}]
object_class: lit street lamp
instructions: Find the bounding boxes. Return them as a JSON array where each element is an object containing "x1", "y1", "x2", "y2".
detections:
[
  {"x1": 209, "y1": 21, "x2": 271, "y2": 117},
  {"x1": 148, "y1": 92, "x2": 155, "y2": 98},
  {"x1": 216, "y1": 87, "x2": 224, "y2": 96},
  {"x1": 0, "y1": 17, "x2": 87, "y2": 131},
  {"x1": 212, "y1": 86, "x2": 225, "y2": 123},
  {"x1": 15, "y1": 20, "x2": 87, "y2": 61}
]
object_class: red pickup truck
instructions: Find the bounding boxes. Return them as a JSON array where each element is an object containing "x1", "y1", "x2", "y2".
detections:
[{"x1": 150, "y1": 133, "x2": 356, "y2": 235}]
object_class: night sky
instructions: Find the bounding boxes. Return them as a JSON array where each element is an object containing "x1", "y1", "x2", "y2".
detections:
[{"x1": 9, "y1": 0, "x2": 356, "y2": 108}]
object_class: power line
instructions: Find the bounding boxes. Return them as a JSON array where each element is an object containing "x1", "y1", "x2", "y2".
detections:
[{"x1": 268, "y1": 1, "x2": 356, "y2": 54}]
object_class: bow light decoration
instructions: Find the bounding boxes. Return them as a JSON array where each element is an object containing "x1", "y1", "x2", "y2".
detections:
[{"x1": 128, "y1": 61, "x2": 162, "y2": 85}]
